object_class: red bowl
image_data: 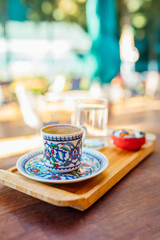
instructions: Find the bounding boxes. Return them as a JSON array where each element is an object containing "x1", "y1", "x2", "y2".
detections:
[{"x1": 112, "y1": 131, "x2": 146, "y2": 151}]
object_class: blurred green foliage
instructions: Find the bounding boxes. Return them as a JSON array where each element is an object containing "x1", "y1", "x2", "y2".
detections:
[
  {"x1": 22, "y1": 0, "x2": 87, "y2": 30},
  {"x1": 116, "y1": 0, "x2": 160, "y2": 71},
  {"x1": 1, "y1": 0, "x2": 159, "y2": 42},
  {"x1": 116, "y1": 0, "x2": 160, "y2": 55},
  {"x1": 0, "y1": 0, "x2": 160, "y2": 72}
]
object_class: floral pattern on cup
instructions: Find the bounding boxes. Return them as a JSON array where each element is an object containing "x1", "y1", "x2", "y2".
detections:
[{"x1": 43, "y1": 138, "x2": 82, "y2": 172}]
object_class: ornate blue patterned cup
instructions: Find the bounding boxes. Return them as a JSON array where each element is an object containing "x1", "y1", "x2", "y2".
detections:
[{"x1": 41, "y1": 124, "x2": 87, "y2": 173}]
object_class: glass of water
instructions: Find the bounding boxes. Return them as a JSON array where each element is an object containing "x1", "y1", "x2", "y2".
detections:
[{"x1": 75, "y1": 99, "x2": 108, "y2": 149}]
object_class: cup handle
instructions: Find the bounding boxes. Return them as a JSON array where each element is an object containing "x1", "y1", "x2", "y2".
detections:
[{"x1": 81, "y1": 125, "x2": 87, "y2": 143}]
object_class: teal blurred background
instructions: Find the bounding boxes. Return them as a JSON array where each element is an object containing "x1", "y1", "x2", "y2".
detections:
[
  {"x1": 0, "y1": 0, "x2": 160, "y2": 139},
  {"x1": 0, "y1": 0, "x2": 159, "y2": 94}
]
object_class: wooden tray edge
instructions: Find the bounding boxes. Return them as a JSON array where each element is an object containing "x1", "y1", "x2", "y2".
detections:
[
  {"x1": 81, "y1": 141, "x2": 155, "y2": 210},
  {"x1": 0, "y1": 134, "x2": 156, "y2": 211},
  {"x1": 0, "y1": 169, "x2": 86, "y2": 210}
]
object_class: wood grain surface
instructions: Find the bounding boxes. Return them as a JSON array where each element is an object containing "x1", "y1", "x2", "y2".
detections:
[{"x1": 0, "y1": 98, "x2": 160, "y2": 240}]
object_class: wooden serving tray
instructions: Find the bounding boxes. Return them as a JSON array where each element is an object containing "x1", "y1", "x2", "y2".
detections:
[{"x1": 0, "y1": 134, "x2": 156, "y2": 211}]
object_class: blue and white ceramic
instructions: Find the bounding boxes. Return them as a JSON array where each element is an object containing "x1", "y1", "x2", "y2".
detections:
[
  {"x1": 16, "y1": 148, "x2": 109, "y2": 184},
  {"x1": 41, "y1": 124, "x2": 87, "y2": 173}
]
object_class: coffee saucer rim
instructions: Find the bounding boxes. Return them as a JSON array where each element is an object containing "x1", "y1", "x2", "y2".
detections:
[{"x1": 16, "y1": 148, "x2": 109, "y2": 184}]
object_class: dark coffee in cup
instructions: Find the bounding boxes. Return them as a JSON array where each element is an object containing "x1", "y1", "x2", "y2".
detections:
[{"x1": 42, "y1": 125, "x2": 81, "y2": 135}]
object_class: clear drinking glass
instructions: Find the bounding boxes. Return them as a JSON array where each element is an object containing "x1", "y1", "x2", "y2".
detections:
[{"x1": 75, "y1": 99, "x2": 108, "y2": 149}]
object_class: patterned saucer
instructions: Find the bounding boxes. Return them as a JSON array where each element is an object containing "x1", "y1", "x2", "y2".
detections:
[{"x1": 16, "y1": 148, "x2": 109, "y2": 184}]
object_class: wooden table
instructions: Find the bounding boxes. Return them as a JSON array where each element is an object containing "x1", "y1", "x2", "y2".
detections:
[{"x1": 0, "y1": 98, "x2": 160, "y2": 240}]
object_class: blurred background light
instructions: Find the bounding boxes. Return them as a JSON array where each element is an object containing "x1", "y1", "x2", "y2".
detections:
[
  {"x1": 76, "y1": 0, "x2": 86, "y2": 3},
  {"x1": 126, "y1": 0, "x2": 142, "y2": 12},
  {"x1": 41, "y1": 1, "x2": 53, "y2": 15},
  {"x1": 50, "y1": 74, "x2": 66, "y2": 93},
  {"x1": 89, "y1": 82, "x2": 102, "y2": 98},
  {"x1": 132, "y1": 14, "x2": 147, "y2": 28},
  {"x1": 59, "y1": 0, "x2": 78, "y2": 16},
  {"x1": 120, "y1": 25, "x2": 139, "y2": 63},
  {"x1": 15, "y1": 85, "x2": 42, "y2": 129},
  {"x1": 0, "y1": 0, "x2": 159, "y2": 144},
  {"x1": 53, "y1": 8, "x2": 65, "y2": 21}
]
